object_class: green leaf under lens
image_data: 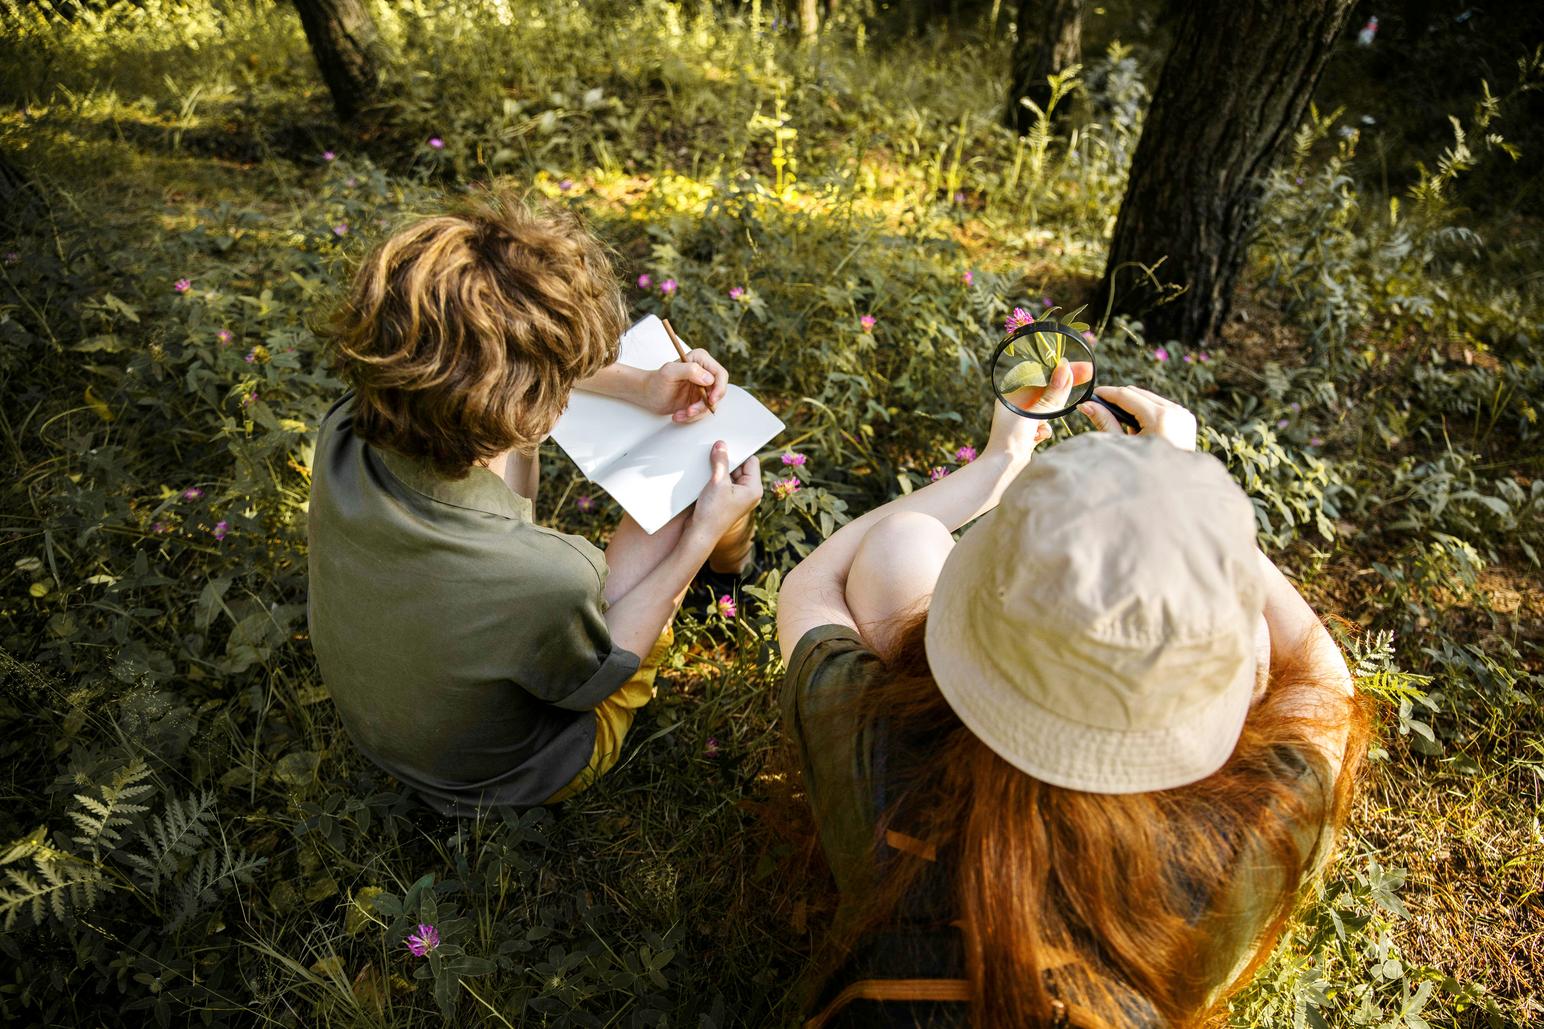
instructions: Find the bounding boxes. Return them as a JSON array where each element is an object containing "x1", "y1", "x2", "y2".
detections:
[{"x1": 1000, "y1": 360, "x2": 1048, "y2": 392}]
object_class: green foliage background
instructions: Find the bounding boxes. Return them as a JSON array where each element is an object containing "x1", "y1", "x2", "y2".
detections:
[{"x1": 0, "y1": 2, "x2": 1540, "y2": 1026}]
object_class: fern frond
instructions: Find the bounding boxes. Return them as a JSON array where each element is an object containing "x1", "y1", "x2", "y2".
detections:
[
  {"x1": 123, "y1": 791, "x2": 217, "y2": 888},
  {"x1": 170, "y1": 844, "x2": 265, "y2": 929},
  {"x1": 68, "y1": 761, "x2": 155, "y2": 857},
  {"x1": 0, "y1": 849, "x2": 106, "y2": 930}
]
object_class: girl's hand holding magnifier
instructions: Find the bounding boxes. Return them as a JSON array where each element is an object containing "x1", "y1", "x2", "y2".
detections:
[
  {"x1": 1079, "y1": 385, "x2": 1198, "y2": 451},
  {"x1": 986, "y1": 358, "x2": 1093, "y2": 461}
]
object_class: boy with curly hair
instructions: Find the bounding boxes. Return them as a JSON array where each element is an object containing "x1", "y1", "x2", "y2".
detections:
[{"x1": 308, "y1": 192, "x2": 760, "y2": 813}]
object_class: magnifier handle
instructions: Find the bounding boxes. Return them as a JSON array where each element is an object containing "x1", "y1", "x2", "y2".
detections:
[{"x1": 1091, "y1": 395, "x2": 1143, "y2": 433}]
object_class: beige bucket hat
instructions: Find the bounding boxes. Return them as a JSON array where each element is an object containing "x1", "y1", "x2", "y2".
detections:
[{"x1": 925, "y1": 432, "x2": 1266, "y2": 794}]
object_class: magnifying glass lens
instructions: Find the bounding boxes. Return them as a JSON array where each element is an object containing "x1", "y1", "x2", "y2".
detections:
[{"x1": 991, "y1": 328, "x2": 1096, "y2": 419}]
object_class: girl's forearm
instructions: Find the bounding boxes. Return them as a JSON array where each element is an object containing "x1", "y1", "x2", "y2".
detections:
[{"x1": 603, "y1": 527, "x2": 714, "y2": 656}]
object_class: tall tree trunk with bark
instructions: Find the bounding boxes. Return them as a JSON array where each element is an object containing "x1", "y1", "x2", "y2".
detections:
[
  {"x1": 1006, "y1": 0, "x2": 1084, "y2": 133},
  {"x1": 799, "y1": 0, "x2": 820, "y2": 40},
  {"x1": 292, "y1": 0, "x2": 388, "y2": 123},
  {"x1": 1096, "y1": 0, "x2": 1355, "y2": 344}
]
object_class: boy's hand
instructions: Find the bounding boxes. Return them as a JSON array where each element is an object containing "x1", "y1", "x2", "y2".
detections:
[
  {"x1": 984, "y1": 359, "x2": 1089, "y2": 462},
  {"x1": 646, "y1": 351, "x2": 730, "y2": 423},
  {"x1": 1080, "y1": 385, "x2": 1197, "y2": 450},
  {"x1": 688, "y1": 442, "x2": 762, "y2": 547}
]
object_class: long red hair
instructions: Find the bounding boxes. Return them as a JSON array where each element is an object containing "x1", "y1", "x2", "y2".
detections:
[{"x1": 818, "y1": 612, "x2": 1369, "y2": 1028}]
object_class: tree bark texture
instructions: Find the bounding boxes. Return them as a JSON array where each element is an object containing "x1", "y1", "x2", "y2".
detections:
[
  {"x1": 292, "y1": 0, "x2": 387, "y2": 123},
  {"x1": 1096, "y1": 0, "x2": 1355, "y2": 344},
  {"x1": 1006, "y1": 0, "x2": 1084, "y2": 133},
  {"x1": 799, "y1": 0, "x2": 819, "y2": 39}
]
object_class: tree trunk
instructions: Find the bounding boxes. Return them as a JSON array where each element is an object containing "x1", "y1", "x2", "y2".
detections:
[
  {"x1": 1095, "y1": 0, "x2": 1355, "y2": 344},
  {"x1": 292, "y1": 0, "x2": 387, "y2": 123},
  {"x1": 799, "y1": 0, "x2": 820, "y2": 40},
  {"x1": 1005, "y1": 0, "x2": 1084, "y2": 133}
]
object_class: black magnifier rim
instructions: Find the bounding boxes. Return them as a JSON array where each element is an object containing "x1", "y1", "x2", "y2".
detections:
[{"x1": 989, "y1": 320, "x2": 1096, "y2": 420}]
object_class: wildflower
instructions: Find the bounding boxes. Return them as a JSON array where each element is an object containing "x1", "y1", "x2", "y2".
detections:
[
  {"x1": 772, "y1": 477, "x2": 801, "y2": 500},
  {"x1": 1290, "y1": 402, "x2": 1302, "y2": 413},
  {"x1": 953, "y1": 191, "x2": 965, "y2": 204},
  {"x1": 1309, "y1": 436, "x2": 1324, "y2": 447},
  {"x1": 212, "y1": 520, "x2": 229, "y2": 541},
  {"x1": 1082, "y1": 330, "x2": 1098, "y2": 345},
  {"x1": 182, "y1": 487, "x2": 204, "y2": 501},
  {"x1": 705, "y1": 737, "x2": 721, "y2": 758},
  {"x1": 152, "y1": 521, "x2": 171, "y2": 534},
  {"x1": 860, "y1": 315, "x2": 876, "y2": 332},
  {"x1": 332, "y1": 223, "x2": 348, "y2": 237},
  {"x1": 558, "y1": 178, "x2": 574, "y2": 191},
  {"x1": 637, "y1": 273, "x2": 652, "y2": 289},
  {"x1": 345, "y1": 177, "x2": 358, "y2": 188},
  {"x1": 1198, "y1": 351, "x2": 1212, "y2": 363},
  {"x1": 174, "y1": 278, "x2": 191, "y2": 293},
  {"x1": 244, "y1": 351, "x2": 257, "y2": 364},
  {"x1": 1183, "y1": 353, "x2": 1194, "y2": 364},
  {"x1": 954, "y1": 445, "x2": 977, "y2": 464},
  {"x1": 406, "y1": 924, "x2": 441, "y2": 957},
  {"x1": 1276, "y1": 418, "x2": 1290, "y2": 430},
  {"x1": 428, "y1": 137, "x2": 445, "y2": 150},
  {"x1": 780, "y1": 452, "x2": 807, "y2": 467},
  {"x1": 717, "y1": 594, "x2": 737, "y2": 619},
  {"x1": 2, "y1": 251, "x2": 18, "y2": 265},
  {"x1": 243, "y1": 391, "x2": 258, "y2": 407},
  {"x1": 963, "y1": 270, "x2": 974, "y2": 286},
  {"x1": 1153, "y1": 347, "x2": 1169, "y2": 363},
  {"x1": 322, "y1": 150, "x2": 336, "y2": 162},
  {"x1": 576, "y1": 494, "x2": 595, "y2": 513},
  {"x1": 1042, "y1": 296, "x2": 1053, "y2": 308},
  {"x1": 216, "y1": 329, "x2": 233, "y2": 344},
  {"x1": 728, "y1": 286, "x2": 746, "y2": 300},
  {"x1": 1004, "y1": 307, "x2": 1034, "y2": 332},
  {"x1": 928, "y1": 466, "x2": 950, "y2": 482},
  {"x1": 659, "y1": 278, "x2": 678, "y2": 296}
]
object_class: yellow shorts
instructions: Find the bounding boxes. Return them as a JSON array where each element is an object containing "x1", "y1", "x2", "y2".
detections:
[{"x1": 546, "y1": 626, "x2": 673, "y2": 803}]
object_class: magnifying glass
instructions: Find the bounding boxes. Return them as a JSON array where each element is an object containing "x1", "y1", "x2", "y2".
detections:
[{"x1": 989, "y1": 321, "x2": 1141, "y2": 431}]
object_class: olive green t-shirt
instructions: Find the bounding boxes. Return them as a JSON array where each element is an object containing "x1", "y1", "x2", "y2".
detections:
[
  {"x1": 307, "y1": 394, "x2": 641, "y2": 815},
  {"x1": 782, "y1": 624, "x2": 1337, "y2": 1001}
]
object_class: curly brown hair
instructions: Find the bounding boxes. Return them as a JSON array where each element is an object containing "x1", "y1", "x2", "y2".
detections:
[{"x1": 328, "y1": 190, "x2": 626, "y2": 477}]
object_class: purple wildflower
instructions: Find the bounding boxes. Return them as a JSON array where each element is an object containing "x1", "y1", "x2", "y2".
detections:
[
  {"x1": 953, "y1": 191, "x2": 965, "y2": 204},
  {"x1": 1042, "y1": 297, "x2": 1053, "y2": 308},
  {"x1": 174, "y1": 278, "x2": 191, "y2": 293},
  {"x1": 928, "y1": 466, "x2": 950, "y2": 482},
  {"x1": 217, "y1": 329, "x2": 233, "y2": 344},
  {"x1": 728, "y1": 286, "x2": 746, "y2": 300},
  {"x1": 345, "y1": 176, "x2": 358, "y2": 188},
  {"x1": 558, "y1": 178, "x2": 574, "y2": 191},
  {"x1": 332, "y1": 223, "x2": 349, "y2": 237},
  {"x1": 151, "y1": 521, "x2": 171, "y2": 534},
  {"x1": 1183, "y1": 353, "x2": 1194, "y2": 364},
  {"x1": 406, "y1": 924, "x2": 440, "y2": 957},
  {"x1": 963, "y1": 270, "x2": 974, "y2": 286},
  {"x1": 244, "y1": 350, "x2": 256, "y2": 364},
  {"x1": 1276, "y1": 418, "x2": 1290, "y2": 429},
  {"x1": 3, "y1": 251, "x2": 18, "y2": 265},
  {"x1": 705, "y1": 737, "x2": 721, "y2": 758},
  {"x1": 659, "y1": 278, "x2": 678, "y2": 296},
  {"x1": 243, "y1": 391, "x2": 258, "y2": 407},
  {"x1": 182, "y1": 487, "x2": 204, "y2": 501},
  {"x1": 772, "y1": 477, "x2": 801, "y2": 500},
  {"x1": 1199, "y1": 351, "x2": 1212, "y2": 364},
  {"x1": 1153, "y1": 347, "x2": 1170, "y2": 363},
  {"x1": 780, "y1": 452, "x2": 807, "y2": 467},
  {"x1": 1309, "y1": 436, "x2": 1324, "y2": 447},
  {"x1": 1004, "y1": 307, "x2": 1034, "y2": 332},
  {"x1": 954, "y1": 445, "x2": 977, "y2": 463},
  {"x1": 427, "y1": 137, "x2": 444, "y2": 150},
  {"x1": 636, "y1": 273, "x2": 652, "y2": 289},
  {"x1": 717, "y1": 594, "x2": 737, "y2": 619},
  {"x1": 860, "y1": 315, "x2": 876, "y2": 332},
  {"x1": 322, "y1": 150, "x2": 336, "y2": 162},
  {"x1": 1082, "y1": 330, "x2": 1098, "y2": 345},
  {"x1": 212, "y1": 520, "x2": 229, "y2": 541},
  {"x1": 576, "y1": 494, "x2": 595, "y2": 513}
]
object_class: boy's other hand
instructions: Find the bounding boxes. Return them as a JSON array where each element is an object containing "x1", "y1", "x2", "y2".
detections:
[
  {"x1": 689, "y1": 442, "x2": 762, "y2": 546},
  {"x1": 1079, "y1": 385, "x2": 1197, "y2": 450},
  {"x1": 647, "y1": 351, "x2": 730, "y2": 422}
]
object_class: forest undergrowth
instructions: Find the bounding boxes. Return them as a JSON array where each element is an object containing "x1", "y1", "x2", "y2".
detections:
[{"x1": 0, "y1": 2, "x2": 1540, "y2": 1026}]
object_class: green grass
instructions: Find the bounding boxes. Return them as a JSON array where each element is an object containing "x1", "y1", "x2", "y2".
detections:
[{"x1": 1, "y1": 2, "x2": 1540, "y2": 1026}]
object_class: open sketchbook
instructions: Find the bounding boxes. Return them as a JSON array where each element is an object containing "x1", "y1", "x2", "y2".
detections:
[{"x1": 551, "y1": 315, "x2": 785, "y2": 534}]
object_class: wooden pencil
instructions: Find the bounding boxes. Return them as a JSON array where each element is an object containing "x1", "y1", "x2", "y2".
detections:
[{"x1": 662, "y1": 318, "x2": 717, "y2": 415}]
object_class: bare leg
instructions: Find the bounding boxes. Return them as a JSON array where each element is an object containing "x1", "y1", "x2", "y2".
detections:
[
  {"x1": 604, "y1": 509, "x2": 691, "y2": 605},
  {"x1": 707, "y1": 510, "x2": 756, "y2": 574},
  {"x1": 845, "y1": 512, "x2": 955, "y2": 656}
]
